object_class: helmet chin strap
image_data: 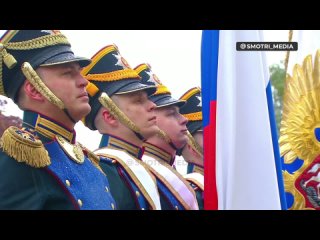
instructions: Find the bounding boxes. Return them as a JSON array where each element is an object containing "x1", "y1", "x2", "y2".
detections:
[
  {"x1": 176, "y1": 132, "x2": 203, "y2": 157},
  {"x1": 134, "y1": 132, "x2": 145, "y2": 141},
  {"x1": 21, "y1": 62, "x2": 76, "y2": 125},
  {"x1": 63, "y1": 109, "x2": 77, "y2": 124},
  {"x1": 176, "y1": 145, "x2": 185, "y2": 156},
  {"x1": 156, "y1": 129, "x2": 179, "y2": 151},
  {"x1": 99, "y1": 92, "x2": 145, "y2": 141},
  {"x1": 169, "y1": 142, "x2": 179, "y2": 151},
  {"x1": 186, "y1": 130, "x2": 203, "y2": 158}
]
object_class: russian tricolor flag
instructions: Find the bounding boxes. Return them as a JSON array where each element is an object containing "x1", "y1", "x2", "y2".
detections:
[{"x1": 201, "y1": 30, "x2": 287, "y2": 210}]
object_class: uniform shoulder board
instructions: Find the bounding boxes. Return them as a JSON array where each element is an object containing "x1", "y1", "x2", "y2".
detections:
[
  {"x1": 0, "y1": 126, "x2": 50, "y2": 167},
  {"x1": 78, "y1": 142, "x2": 105, "y2": 174}
]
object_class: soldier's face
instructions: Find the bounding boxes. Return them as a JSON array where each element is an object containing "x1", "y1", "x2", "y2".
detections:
[
  {"x1": 155, "y1": 106, "x2": 188, "y2": 149},
  {"x1": 112, "y1": 91, "x2": 159, "y2": 139},
  {"x1": 37, "y1": 62, "x2": 91, "y2": 121}
]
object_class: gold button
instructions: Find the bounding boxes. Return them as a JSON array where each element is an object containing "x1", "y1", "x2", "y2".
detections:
[
  {"x1": 78, "y1": 199, "x2": 83, "y2": 207},
  {"x1": 175, "y1": 206, "x2": 179, "y2": 210},
  {"x1": 105, "y1": 186, "x2": 109, "y2": 192},
  {"x1": 111, "y1": 203, "x2": 115, "y2": 210},
  {"x1": 141, "y1": 208, "x2": 145, "y2": 210},
  {"x1": 135, "y1": 191, "x2": 140, "y2": 197},
  {"x1": 112, "y1": 160, "x2": 116, "y2": 164},
  {"x1": 65, "y1": 180, "x2": 71, "y2": 187}
]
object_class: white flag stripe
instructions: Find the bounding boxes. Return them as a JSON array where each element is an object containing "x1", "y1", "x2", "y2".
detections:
[{"x1": 216, "y1": 30, "x2": 281, "y2": 209}]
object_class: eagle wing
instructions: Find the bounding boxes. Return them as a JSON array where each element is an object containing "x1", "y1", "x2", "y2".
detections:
[{"x1": 279, "y1": 50, "x2": 320, "y2": 166}]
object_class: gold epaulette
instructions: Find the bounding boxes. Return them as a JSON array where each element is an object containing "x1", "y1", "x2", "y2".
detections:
[
  {"x1": 78, "y1": 142, "x2": 105, "y2": 175},
  {"x1": 0, "y1": 126, "x2": 50, "y2": 167}
]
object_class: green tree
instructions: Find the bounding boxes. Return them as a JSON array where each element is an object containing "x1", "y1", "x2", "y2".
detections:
[{"x1": 269, "y1": 61, "x2": 286, "y2": 135}]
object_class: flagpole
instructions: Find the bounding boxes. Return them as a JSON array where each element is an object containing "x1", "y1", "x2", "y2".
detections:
[{"x1": 284, "y1": 30, "x2": 293, "y2": 74}]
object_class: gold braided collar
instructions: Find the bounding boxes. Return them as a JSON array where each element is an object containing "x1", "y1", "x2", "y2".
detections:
[
  {"x1": 106, "y1": 135, "x2": 141, "y2": 158},
  {"x1": 35, "y1": 114, "x2": 75, "y2": 143},
  {"x1": 143, "y1": 142, "x2": 174, "y2": 166}
]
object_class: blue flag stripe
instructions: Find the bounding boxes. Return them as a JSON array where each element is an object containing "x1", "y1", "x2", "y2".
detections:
[
  {"x1": 266, "y1": 81, "x2": 287, "y2": 210},
  {"x1": 201, "y1": 30, "x2": 219, "y2": 127}
]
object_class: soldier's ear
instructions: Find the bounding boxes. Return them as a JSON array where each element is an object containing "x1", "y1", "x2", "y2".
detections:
[
  {"x1": 102, "y1": 109, "x2": 118, "y2": 126},
  {"x1": 24, "y1": 81, "x2": 45, "y2": 102}
]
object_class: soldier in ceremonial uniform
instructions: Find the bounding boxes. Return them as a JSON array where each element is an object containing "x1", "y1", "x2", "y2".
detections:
[
  {"x1": 134, "y1": 63, "x2": 199, "y2": 210},
  {"x1": 177, "y1": 87, "x2": 204, "y2": 210},
  {"x1": 0, "y1": 30, "x2": 116, "y2": 210},
  {"x1": 81, "y1": 45, "x2": 161, "y2": 210}
]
